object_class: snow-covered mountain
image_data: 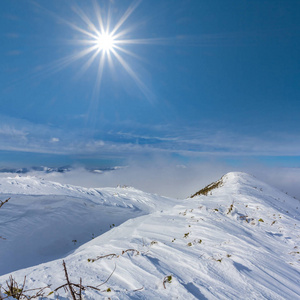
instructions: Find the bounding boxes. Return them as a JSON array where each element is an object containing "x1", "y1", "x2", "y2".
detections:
[
  {"x1": 0, "y1": 176, "x2": 175, "y2": 275},
  {"x1": 0, "y1": 172, "x2": 299, "y2": 299}
]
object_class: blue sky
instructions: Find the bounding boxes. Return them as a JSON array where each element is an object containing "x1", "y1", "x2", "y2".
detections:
[{"x1": 1, "y1": 0, "x2": 300, "y2": 168}]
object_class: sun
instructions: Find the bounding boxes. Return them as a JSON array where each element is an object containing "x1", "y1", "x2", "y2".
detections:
[
  {"x1": 96, "y1": 33, "x2": 115, "y2": 52},
  {"x1": 49, "y1": 1, "x2": 160, "y2": 103}
]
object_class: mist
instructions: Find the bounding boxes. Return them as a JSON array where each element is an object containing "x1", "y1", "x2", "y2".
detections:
[
  {"x1": 249, "y1": 167, "x2": 300, "y2": 200},
  {"x1": 3, "y1": 159, "x2": 298, "y2": 200}
]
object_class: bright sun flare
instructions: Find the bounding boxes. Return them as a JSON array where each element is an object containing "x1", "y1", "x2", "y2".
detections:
[
  {"x1": 96, "y1": 33, "x2": 115, "y2": 52},
  {"x1": 52, "y1": 1, "x2": 161, "y2": 102}
]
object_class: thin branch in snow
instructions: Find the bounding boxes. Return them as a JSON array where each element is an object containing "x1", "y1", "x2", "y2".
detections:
[{"x1": 0, "y1": 198, "x2": 10, "y2": 209}]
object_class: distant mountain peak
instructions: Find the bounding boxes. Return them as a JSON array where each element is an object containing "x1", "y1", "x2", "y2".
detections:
[{"x1": 191, "y1": 172, "x2": 257, "y2": 198}]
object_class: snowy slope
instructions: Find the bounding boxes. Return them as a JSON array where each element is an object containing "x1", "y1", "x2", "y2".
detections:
[
  {"x1": 1, "y1": 172, "x2": 300, "y2": 299},
  {"x1": 0, "y1": 176, "x2": 175, "y2": 275}
]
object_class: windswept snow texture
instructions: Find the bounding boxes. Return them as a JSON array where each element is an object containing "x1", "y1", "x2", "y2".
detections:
[
  {"x1": 1, "y1": 172, "x2": 300, "y2": 299},
  {"x1": 0, "y1": 176, "x2": 174, "y2": 275}
]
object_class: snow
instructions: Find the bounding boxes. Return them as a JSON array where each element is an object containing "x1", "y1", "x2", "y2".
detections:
[
  {"x1": 0, "y1": 176, "x2": 174, "y2": 275},
  {"x1": 0, "y1": 172, "x2": 300, "y2": 299}
]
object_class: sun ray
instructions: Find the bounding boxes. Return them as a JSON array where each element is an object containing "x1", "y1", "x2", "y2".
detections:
[
  {"x1": 112, "y1": 25, "x2": 137, "y2": 40},
  {"x1": 110, "y1": 0, "x2": 141, "y2": 36},
  {"x1": 111, "y1": 48, "x2": 153, "y2": 102},
  {"x1": 106, "y1": 5, "x2": 112, "y2": 34},
  {"x1": 74, "y1": 39, "x2": 99, "y2": 46},
  {"x1": 78, "y1": 48, "x2": 101, "y2": 77},
  {"x1": 95, "y1": 51, "x2": 106, "y2": 97},
  {"x1": 93, "y1": 1, "x2": 105, "y2": 34},
  {"x1": 106, "y1": 50, "x2": 114, "y2": 70},
  {"x1": 87, "y1": 50, "x2": 106, "y2": 128},
  {"x1": 60, "y1": 16, "x2": 99, "y2": 40},
  {"x1": 113, "y1": 45, "x2": 143, "y2": 61},
  {"x1": 115, "y1": 38, "x2": 170, "y2": 45},
  {"x1": 6, "y1": 1, "x2": 173, "y2": 113},
  {"x1": 33, "y1": 1, "x2": 168, "y2": 106},
  {"x1": 37, "y1": 44, "x2": 100, "y2": 77},
  {"x1": 31, "y1": 2, "x2": 99, "y2": 40},
  {"x1": 72, "y1": 5, "x2": 100, "y2": 36},
  {"x1": 63, "y1": 45, "x2": 99, "y2": 66}
]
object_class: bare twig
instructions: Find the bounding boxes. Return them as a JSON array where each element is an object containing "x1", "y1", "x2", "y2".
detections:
[
  {"x1": 26, "y1": 285, "x2": 50, "y2": 299},
  {"x1": 95, "y1": 264, "x2": 116, "y2": 288},
  {"x1": 132, "y1": 287, "x2": 144, "y2": 292},
  {"x1": 54, "y1": 282, "x2": 85, "y2": 293},
  {"x1": 54, "y1": 261, "x2": 116, "y2": 298},
  {"x1": 88, "y1": 253, "x2": 119, "y2": 262},
  {"x1": 89, "y1": 248, "x2": 140, "y2": 263},
  {"x1": 63, "y1": 260, "x2": 76, "y2": 300},
  {"x1": 79, "y1": 278, "x2": 82, "y2": 300},
  {"x1": 0, "y1": 198, "x2": 10, "y2": 209},
  {"x1": 54, "y1": 263, "x2": 86, "y2": 298},
  {"x1": 122, "y1": 249, "x2": 140, "y2": 256}
]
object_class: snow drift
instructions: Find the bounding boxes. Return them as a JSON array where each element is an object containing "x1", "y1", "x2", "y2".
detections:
[
  {"x1": 0, "y1": 176, "x2": 174, "y2": 275},
  {"x1": 0, "y1": 172, "x2": 299, "y2": 299}
]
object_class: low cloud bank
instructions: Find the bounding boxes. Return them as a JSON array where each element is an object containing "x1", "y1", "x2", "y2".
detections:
[
  {"x1": 250, "y1": 167, "x2": 300, "y2": 200},
  {"x1": 28, "y1": 161, "x2": 229, "y2": 199},
  {"x1": 2, "y1": 159, "x2": 299, "y2": 200},
  {"x1": 0, "y1": 160, "x2": 229, "y2": 199}
]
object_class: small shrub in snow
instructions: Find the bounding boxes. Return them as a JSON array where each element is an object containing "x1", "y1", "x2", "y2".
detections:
[
  {"x1": 51, "y1": 260, "x2": 116, "y2": 299},
  {"x1": 191, "y1": 178, "x2": 223, "y2": 197},
  {"x1": 163, "y1": 275, "x2": 172, "y2": 289},
  {"x1": 4, "y1": 285, "x2": 23, "y2": 298},
  {"x1": 258, "y1": 218, "x2": 264, "y2": 222},
  {"x1": 1, "y1": 275, "x2": 49, "y2": 299},
  {"x1": 210, "y1": 257, "x2": 222, "y2": 263},
  {"x1": 227, "y1": 203, "x2": 234, "y2": 214}
]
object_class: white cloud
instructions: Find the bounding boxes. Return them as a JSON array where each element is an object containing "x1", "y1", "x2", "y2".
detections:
[
  {"x1": 0, "y1": 114, "x2": 300, "y2": 162},
  {"x1": 18, "y1": 160, "x2": 229, "y2": 199},
  {"x1": 14, "y1": 160, "x2": 300, "y2": 201},
  {"x1": 248, "y1": 167, "x2": 300, "y2": 200},
  {"x1": 50, "y1": 137, "x2": 60, "y2": 143},
  {"x1": 0, "y1": 126, "x2": 28, "y2": 139}
]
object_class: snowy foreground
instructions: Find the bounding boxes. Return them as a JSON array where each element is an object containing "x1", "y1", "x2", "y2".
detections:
[{"x1": 0, "y1": 172, "x2": 300, "y2": 299}]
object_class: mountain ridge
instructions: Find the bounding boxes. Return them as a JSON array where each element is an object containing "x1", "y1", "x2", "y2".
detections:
[{"x1": 0, "y1": 172, "x2": 299, "y2": 299}]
